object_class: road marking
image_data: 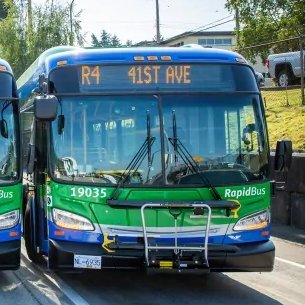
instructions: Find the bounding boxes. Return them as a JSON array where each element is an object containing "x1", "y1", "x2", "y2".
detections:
[{"x1": 275, "y1": 256, "x2": 305, "y2": 269}]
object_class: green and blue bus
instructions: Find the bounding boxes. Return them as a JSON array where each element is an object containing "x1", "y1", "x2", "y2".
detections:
[
  {"x1": 18, "y1": 45, "x2": 291, "y2": 272},
  {"x1": 0, "y1": 58, "x2": 21, "y2": 270}
]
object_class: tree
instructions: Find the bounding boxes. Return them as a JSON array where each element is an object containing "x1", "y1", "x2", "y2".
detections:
[
  {"x1": 111, "y1": 35, "x2": 121, "y2": 47},
  {"x1": 125, "y1": 40, "x2": 133, "y2": 47},
  {"x1": 91, "y1": 29, "x2": 123, "y2": 47},
  {"x1": 0, "y1": 0, "x2": 84, "y2": 78},
  {"x1": 0, "y1": 0, "x2": 7, "y2": 19},
  {"x1": 226, "y1": 0, "x2": 305, "y2": 63}
]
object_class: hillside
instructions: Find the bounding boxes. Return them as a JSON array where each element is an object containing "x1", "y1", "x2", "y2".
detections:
[{"x1": 261, "y1": 88, "x2": 305, "y2": 150}]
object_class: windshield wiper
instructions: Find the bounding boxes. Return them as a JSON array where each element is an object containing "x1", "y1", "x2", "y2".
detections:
[
  {"x1": 168, "y1": 110, "x2": 222, "y2": 200},
  {"x1": 108, "y1": 110, "x2": 155, "y2": 200}
]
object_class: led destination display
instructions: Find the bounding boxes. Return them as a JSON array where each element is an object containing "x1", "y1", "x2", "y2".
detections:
[{"x1": 49, "y1": 63, "x2": 256, "y2": 93}]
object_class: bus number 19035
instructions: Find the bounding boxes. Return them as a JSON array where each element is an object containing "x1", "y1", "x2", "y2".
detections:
[{"x1": 71, "y1": 187, "x2": 107, "y2": 198}]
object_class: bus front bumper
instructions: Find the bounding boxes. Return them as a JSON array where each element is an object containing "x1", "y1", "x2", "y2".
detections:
[
  {"x1": 48, "y1": 239, "x2": 275, "y2": 272},
  {"x1": 0, "y1": 240, "x2": 20, "y2": 270}
]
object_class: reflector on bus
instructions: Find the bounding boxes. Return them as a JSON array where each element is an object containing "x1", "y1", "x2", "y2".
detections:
[
  {"x1": 147, "y1": 56, "x2": 158, "y2": 61},
  {"x1": 134, "y1": 56, "x2": 145, "y2": 61},
  {"x1": 57, "y1": 60, "x2": 68, "y2": 66}
]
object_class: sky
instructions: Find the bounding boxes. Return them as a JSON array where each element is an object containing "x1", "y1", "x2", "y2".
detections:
[{"x1": 33, "y1": 0, "x2": 235, "y2": 45}]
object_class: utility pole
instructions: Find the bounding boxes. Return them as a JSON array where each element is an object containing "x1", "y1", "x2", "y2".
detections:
[
  {"x1": 299, "y1": 37, "x2": 304, "y2": 105},
  {"x1": 235, "y1": 7, "x2": 240, "y2": 47},
  {"x1": 294, "y1": 27, "x2": 305, "y2": 105},
  {"x1": 156, "y1": 0, "x2": 161, "y2": 44},
  {"x1": 69, "y1": 0, "x2": 75, "y2": 45}
]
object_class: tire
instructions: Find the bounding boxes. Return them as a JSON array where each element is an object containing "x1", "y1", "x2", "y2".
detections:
[
  {"x1": 277, "y1": 70, "x2": 291, "y2": 87},
  {"x1": 24, "y1": 198, "x2": 45, "y2": 264}
]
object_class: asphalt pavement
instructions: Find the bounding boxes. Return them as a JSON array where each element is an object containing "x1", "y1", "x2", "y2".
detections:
[
  {"x1": 1, "y1": 224, "x2": 304, "y2": 305},
  {"x1": 271, "y1": 223, "x2": 305, "y2": 245}
]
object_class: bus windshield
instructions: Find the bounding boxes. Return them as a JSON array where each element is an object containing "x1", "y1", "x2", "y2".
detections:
[
  {"x1": 0, "y1": 99, "x2": 18, "y2": 183},
  {"x1": 50, "y1": 93, "x2": 268, "y2": 186}
]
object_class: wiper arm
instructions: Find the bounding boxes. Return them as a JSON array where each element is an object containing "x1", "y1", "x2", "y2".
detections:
[
  {"x1": 108, "y1": 111, "x2": 155, "y2": 200},
  {"x1": 168, "y1": 110, "x2": 222, "y2": 200}
]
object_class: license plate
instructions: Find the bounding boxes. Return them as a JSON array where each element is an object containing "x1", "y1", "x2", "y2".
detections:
[{"x1": 74, "y1": 255, "x2": 102, "y2": 269}]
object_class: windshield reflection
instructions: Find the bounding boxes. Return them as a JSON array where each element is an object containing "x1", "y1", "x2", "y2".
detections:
[
  {"x1": 51, "y1": 96, "x2": 162, "y2": 184},
  {"x1": 0, "y1": 100, "x2": 18, "y2": 183},
  {"x1": 162, "y1": 94, "x2": 268, "y2": 185},
  {"x1": 51, "y1": 94, "x2": 268, "y2": 186}
]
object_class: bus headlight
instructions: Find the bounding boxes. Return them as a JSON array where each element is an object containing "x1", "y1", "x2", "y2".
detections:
[
  {"x1": 233, "y1": 210, "x2": 270, "y2": 231},
  {"x1": 0, "y1": 210, "x2": 19, "y2": 230},
  {"x1": 52, "y1": 208, "x2": 94, "y2": 231}
]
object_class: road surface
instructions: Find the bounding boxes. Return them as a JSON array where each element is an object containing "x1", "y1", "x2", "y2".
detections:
[{"x1": 1, "y1": 225, "x2": 304, "y2": 305}]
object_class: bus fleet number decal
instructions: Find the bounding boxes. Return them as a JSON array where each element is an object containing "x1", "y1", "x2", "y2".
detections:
[{"x1": 71, "y1": 187, "x2": 107, "y2": 198}]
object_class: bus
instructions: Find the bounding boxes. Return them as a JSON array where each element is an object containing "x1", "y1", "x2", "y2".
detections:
[
  {"x1": 0, "y1": 58, "x2": 21, "y2": 270},
  {"x1": 18, "y1": 45, "x2": 291, "y2": 272}
]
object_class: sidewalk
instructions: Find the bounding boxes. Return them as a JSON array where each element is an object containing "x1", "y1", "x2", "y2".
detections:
[{"x1": 271, "y1": 223, "x2": 305, "y2": 245}]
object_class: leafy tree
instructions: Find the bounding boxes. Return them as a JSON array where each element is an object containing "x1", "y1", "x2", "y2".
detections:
[
  {"x1": 111, "y1": 35, "x2": 121, "y2": 47},
  {"x1": 0, "y1": 0, "x2": 84, "y2": 78},
  {"x1": 226, "y1": 0, "x2": 305, "y2": 63},
  {"x1": 125, "y1": 40, "x2": 133, "y2": 47},
  {"x1": 91, "y1": 29, "x2": 123, "y2": 47}
]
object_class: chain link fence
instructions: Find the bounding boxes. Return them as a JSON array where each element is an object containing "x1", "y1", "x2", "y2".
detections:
[{"x1": 238, "y1": 35, "x2": 305, "y2": 150}]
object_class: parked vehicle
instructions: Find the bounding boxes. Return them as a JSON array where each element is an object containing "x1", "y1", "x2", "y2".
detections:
[
  {"x1": 255, "y1": 71, "x2": 265, "y2": 87},
  {"x1": 266, "y1": 51, "x2": 305, "y2": 87}
]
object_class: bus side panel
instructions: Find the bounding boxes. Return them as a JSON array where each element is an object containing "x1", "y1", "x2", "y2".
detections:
[{"x1": 0, "y1": 184, "x2": 22, "y2": 270}]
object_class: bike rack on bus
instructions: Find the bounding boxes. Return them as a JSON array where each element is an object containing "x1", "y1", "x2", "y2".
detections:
[{"x1": 140, "y1": 203, "x2": 212, "y2": 271}]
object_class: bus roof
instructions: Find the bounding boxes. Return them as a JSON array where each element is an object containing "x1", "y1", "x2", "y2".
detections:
[
  {"x1": 45, "y1": 45, "x2": 247, "y2": 71},
  {"x1": 17, "y1": 46, "x2": 79, "y2": 89}
]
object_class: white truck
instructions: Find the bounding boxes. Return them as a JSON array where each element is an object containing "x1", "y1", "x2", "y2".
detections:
[{"x1": 266, "y1": 51, "x2": 305, "y2": 87}]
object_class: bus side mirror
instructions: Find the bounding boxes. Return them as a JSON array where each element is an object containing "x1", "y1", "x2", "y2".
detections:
[
  {"x1": 34, "y1": 95, "x2": 58, "y2": 121},
  {"x1": 0, "y1": 119, "x2": 8, "y2": 138},
  {"x1": 274, "y1": 140, "x2": 292, "y2": 172}
]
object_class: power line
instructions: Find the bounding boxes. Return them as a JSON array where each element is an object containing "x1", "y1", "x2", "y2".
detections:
[
  {"x1": 192, "y1": 19, "x2": 235, "y2": 33},
  {"x1": 162, "y1": 18, "x2": 234, "y2": 42},
  {"x1": 235, "y1": 34, "x2": 305, "y2": 51},
  {"x1": 183, "y1": 14, "x2": 234, "y2": 33}
]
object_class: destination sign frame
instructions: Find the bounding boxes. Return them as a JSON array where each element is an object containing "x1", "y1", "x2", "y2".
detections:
[{"x1": 49, "y1": 63, "x2": 258, "y2": 93}]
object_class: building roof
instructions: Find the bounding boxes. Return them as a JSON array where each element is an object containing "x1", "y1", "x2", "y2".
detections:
[
  {"x1": 133, "y1": 40, "x2": 158, "y2": 47},
  {"x1": 160, "y1": 31, "x2": 235, "y2": 45}
]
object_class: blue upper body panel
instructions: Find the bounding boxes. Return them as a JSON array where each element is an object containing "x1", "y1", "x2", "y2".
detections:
[
  {"x1": 0, "y1": 58, "x2": 17, "y2": 98},
  {"x1": 0, "y1": 58, "x2": 13, "y2": 74},
  {"x1": 45, "y1": 46, "x2": 247, "y2": 71},
  {"x1": 17, "y1": 45, "x2": 250, "y2": 101}
]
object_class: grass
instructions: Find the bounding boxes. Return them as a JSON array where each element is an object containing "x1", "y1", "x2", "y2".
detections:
[{"x1": 261, "y1": 87, "x2": 305, "y2": 150}]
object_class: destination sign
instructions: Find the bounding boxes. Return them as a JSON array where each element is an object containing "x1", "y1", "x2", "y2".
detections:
[
  {"x1": 80, "y1": 65, "x2": 192, "y2": 87},
  {"x1": 77, "y1": 64, "x2": 234, "y2": 92},
  {"x1": 49, "y1": 63, "x2": 257, "y2": 93}
]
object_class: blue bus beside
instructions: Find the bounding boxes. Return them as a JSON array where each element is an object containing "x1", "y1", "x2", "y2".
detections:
[{"x1": 0, "y1": 58, "x2": 22, "y2": 270}]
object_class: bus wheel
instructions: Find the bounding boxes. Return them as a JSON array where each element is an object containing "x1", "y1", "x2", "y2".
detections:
[{"x1": 24, "y1": 199, "x2": 45, "y2": 264}]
